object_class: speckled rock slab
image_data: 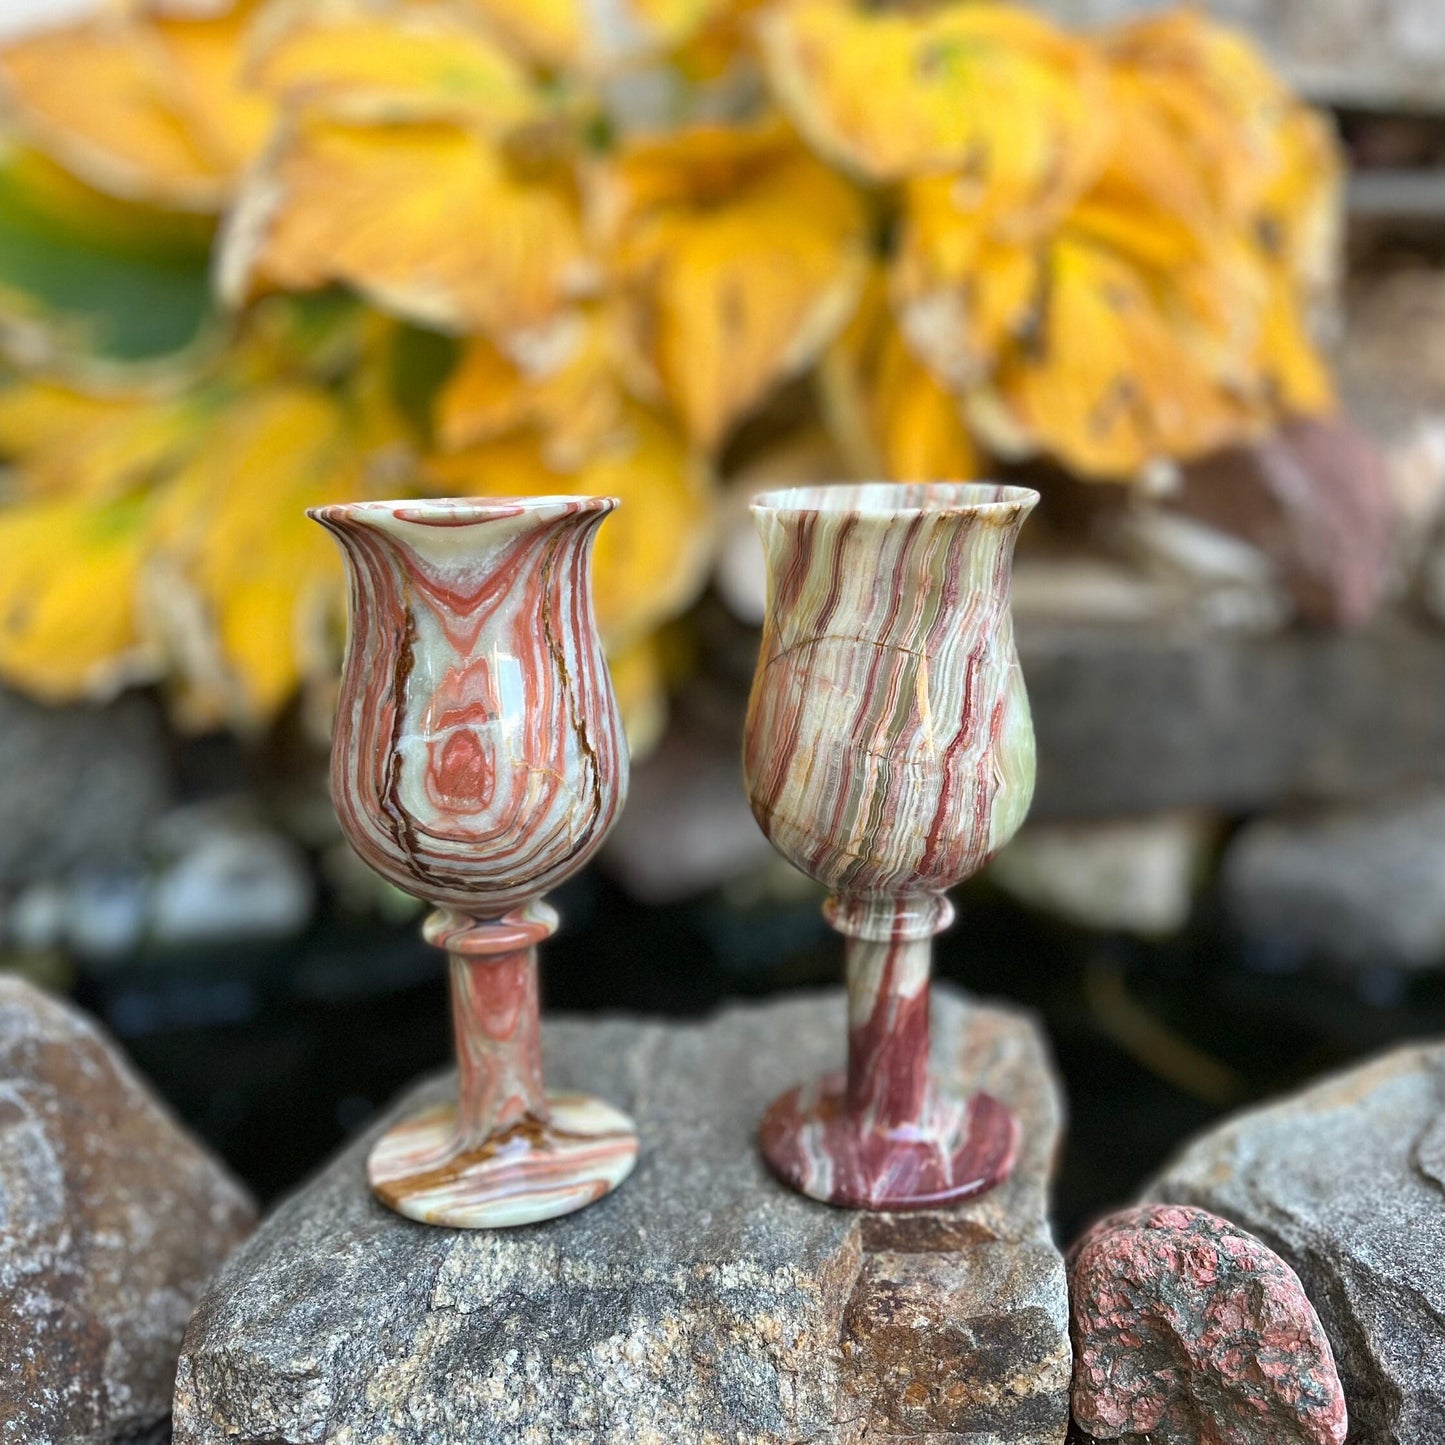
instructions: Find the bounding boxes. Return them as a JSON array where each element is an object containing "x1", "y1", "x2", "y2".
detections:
[
  {"x1": 1146, "y1": 1043, "x2": 1445, "y2": 1445},
  {"x1": 173, "y1": 987, "x2": 1069, "y2": 1445},
  {"x1": 1068, "y1": 1204, "x2": 1346, "y2": 1445},
  {"x1": 0, "y1": 976, "x2": 256, "y2": 1445}
]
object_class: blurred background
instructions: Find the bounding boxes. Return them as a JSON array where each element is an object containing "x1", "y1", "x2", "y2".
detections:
[{"x1": 0, "y1": 0, "x2": 1441, "y2": 1239}]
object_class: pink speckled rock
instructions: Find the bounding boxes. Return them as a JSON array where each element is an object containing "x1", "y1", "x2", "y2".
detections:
[{"x1": 1068, "y1": 1203, "x2": 1346, "y2": 1445}]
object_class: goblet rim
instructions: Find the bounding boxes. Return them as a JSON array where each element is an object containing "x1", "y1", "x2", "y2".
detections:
[
  {"x1": 750, "y1": 481, "x2": 1038, "y2": 519},
  {"x1": 307, "y1": 495, "x2": 618, "y2": 527}
]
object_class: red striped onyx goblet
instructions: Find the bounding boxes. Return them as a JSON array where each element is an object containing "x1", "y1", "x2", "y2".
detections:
[
  {"x1": 310, "y1": 496, "x2": 637, "y2": 1228},
  {"x1": 744, "y1": 482, "x2": 1039, "y2": 1210}
]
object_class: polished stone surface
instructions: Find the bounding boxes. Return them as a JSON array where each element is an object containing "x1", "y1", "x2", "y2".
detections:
[
  {"x1": 744, "y1": 483, "x2": 1037, "y2": 1210},
  {"x1": 313, "y1": 497, "x2": 635, "y2": 1228}
]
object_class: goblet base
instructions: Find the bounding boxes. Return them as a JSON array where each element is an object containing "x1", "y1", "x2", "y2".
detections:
[
  {"x1": 367, "y1": 1092, "x2": 638, "y2": 1228},
  {"x1": 759, "y1": 1071, "x2": 1019, "y2": 1211}
]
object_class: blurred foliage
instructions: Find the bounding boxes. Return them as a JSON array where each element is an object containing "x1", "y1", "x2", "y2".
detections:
[{"x1": 0, "y1": 0, "x2": 1340, "y2": 738}]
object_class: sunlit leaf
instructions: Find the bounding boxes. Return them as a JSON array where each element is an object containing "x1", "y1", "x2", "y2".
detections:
[
  {"x1": 1254, "y1": 103, "x2": 1342, "y2": 298},
  {"x1": 0, "y1": 351, "x2": 415, "y2": 728},
  {"x1": 760, "y1": 0, "x2": 1109, "y2": 208},
  {"x1": 820, "y1": 271, "x2": 979, "y2": 481},
  {"x1": 982, "y1": 235, "x2": 1255, "y2": 479},
  {"x1": 219, "y1": 113, "x2": 592, "y2": 338},
  {"x1": 0, "y1": 1, "x2": 271, "y2": 210},
  {"x1": 435, "y1": 309, "x2": 622, "y2": 466},
  {"x1": 145, "y1": 379, "x2": 410, "y2": 727},
  {"x1": 424, "y1": 402, "x2": 715, "y2": 649},
  {"x1": 1252, "y1": 271, "x2": 1334, "y2": 416},
  {"x1": 0, "y1": 379, "x2": 213, "y2": 502},
  {"x1": 1099, "y1": 9, "x2": 1291, "y2": 227},
  {"x1": 460, "y1": 0, "x2": 734, "y2": 73},
  {"x1": 606, "y1": 632, "x2": 668, "y2": 757},
  {"x1": 890, "y1": 178, "x2": 1041, "y2": 390},
  {"x1": 602, "y1": 123, "x2": 868, "y2": 448},
  {"x1": 0, "y1": 491, "x2": 157, "y2": 701},
  {"x1": 250, "y1": 0, "x2": 544, "y2": 130}
]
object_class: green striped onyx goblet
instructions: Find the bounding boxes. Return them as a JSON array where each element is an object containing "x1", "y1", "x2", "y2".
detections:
[{"x1": 744, "y1": 482, "x2": 1039, "y2": 1209}]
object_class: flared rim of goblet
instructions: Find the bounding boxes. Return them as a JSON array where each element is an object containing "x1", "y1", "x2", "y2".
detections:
[
  {"x1": 307, "y1": 495, "x2": 618, "y2": 528},
  {"x1": 750, "y1": 481, "x2": 1038, "y2": 519}
]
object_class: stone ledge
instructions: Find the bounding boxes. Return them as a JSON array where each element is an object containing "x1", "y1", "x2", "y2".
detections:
[
  {"x1": 1023, "y1": 617, "x2": 1445, "y2": 819},
  {"x1": 173, "y1": 987, "x2": 1069, "y2": 1445}
]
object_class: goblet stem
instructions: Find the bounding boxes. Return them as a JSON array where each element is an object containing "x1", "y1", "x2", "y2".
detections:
[
  {"x1": 843, "y1": 934, "x2": 931, "y2": 1131},
  {"x1": 834, "y1": 894, "x2": 942, "y2": 1130},
  {"x1": 758, "y1": 893, "x2": 1019, "y2": 1209},
  {"x1": 443, "y1": 919, "x2": 550, "y2": 1148},
  {"x1": 365, "y1": 901, "x2": 639, "y2": 1228}
]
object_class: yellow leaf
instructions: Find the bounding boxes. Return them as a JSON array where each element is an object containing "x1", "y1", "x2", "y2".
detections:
[
  {"x1": 0, "y1": 493, "x2": 155, "y2": 701},
  {"x1": 890, "y1": 178, "x2": 1041, "y2": 390},
  {"x1": 1254, "y1": 104, "x2": 1342, "y2": 298},
  {"x1": 1079, "y1": 71, "x2": 1228, "y2": 261},
  {"x1": 1064, "y1": 11, "x2": 1339, "y2": 430},
  {"x1": 1246, "y1": 103, "x2": 1339, "y2": 418},
  {"x1": 424, "y1": 403, "x2": 715, "y2": 649},
  {"x1": 1061, "y1": 130, "x2": 1336, "y2": 429},
  {"x1": 0, "y1": 380, "x2": 212, "y2": 503},
  {"x1": 985, "y1": 235, "x2": 1255, "y2": 479},
  {"x1": 1253, "y1": 271, "x2": 1335, "y2": 416},
  {"x1": 1064, "y1": 147, "x2": 1215, "y2": 276},
  {"x1": 669, "y1": 0, "x2": 770, "y2": 82},
  {"x1": 435, "y1": 309, "x2": 623, "y2": 467},
  {"x1": 148, "y1": 382, "x2": 389, "y2": 726},
  {"x1": 606, "y1": 633, "x2": 668, "y2": 758},
  {"x1": 603, "y1": 124, "x2": 869, "y2": 447},
  {"x1": 459, "y1": 0, "x2": 733, "y2": 72},
  {"x1": 0, "y1": 358, "x2": 415, "y2": 727},
  {"x1": 760, "y1": 0, "x2": 1109, "y2": 204},
  {"x1": 820, "y1": 272, "x2": 979, "y2": 481},
  {"x1": 1098, "y1": 11, "x2": 1295, "y2": 232},
  {"x1": 249, "y1": 0, "x2": 543, "y2": 131},
  {"x1": 219, "y1": 114, "x2": 591, "y2": 337},
  {"x1": 158, "y1": 3, "x2": 274, "y2": 166},
  {"x1": 0, "y1": 1, "x2": 271, "y2": 210}
]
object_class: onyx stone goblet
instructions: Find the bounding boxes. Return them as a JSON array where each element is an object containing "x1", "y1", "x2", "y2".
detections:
[
  {"x1": 311, "y1": 496, "x2": 637, "y2": 1228},
  {"x1": 743, "y1": 482, "x2": 1039, "y2": 1210}
]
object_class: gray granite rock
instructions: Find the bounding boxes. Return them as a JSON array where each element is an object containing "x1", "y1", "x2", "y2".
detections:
[
  {"x1": 991, "y1": 812, "x2": 1214, "y2": 937},
  {"x1": 0, "y1": 687, "x2": 172, "y2": 887},
  {"x1": 174, "y1": 987, "x2": 1069, "y2": 1444},
  {"x1": 1221, "y1": 794, "x2": 1445, "y2": 971},
  {"x1": 1146, "y1": 1042, "x2": 1445, "y2": 1444},
  {"x1": 0, "y1": 976, "x2": 256, "y2": 1445},
  {"x1": 1021, "y1": 618, "x2": 1445, "y2": 820}
]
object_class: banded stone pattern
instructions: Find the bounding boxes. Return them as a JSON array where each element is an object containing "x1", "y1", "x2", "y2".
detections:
[
  {"x1": 312, "y1": 497, "x2": 638, "y2": 1229},
  {"x1": 745, "y1": 482, "x2": 1038, "y2": 1210},
  {"x1": 744, "y1": 482, "x2": 1037, "y2": 904},
  {"x1": 311, "y1": 496, "x2": 628, "y2": 917},
  {"x1": 428, "y1": 904, "x2": 553, "y2": 1143},
  {"x1": 368, "y1": 1092, "x2": 640, "y2": 1229}
]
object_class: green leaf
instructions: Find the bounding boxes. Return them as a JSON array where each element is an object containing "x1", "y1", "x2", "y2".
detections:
[
  {"x1": 0, "y1": 146, "x2": 220, "y2": 377},
  {"x1": 389, "y1": 321, "x2": 460, "y2": 440}
]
